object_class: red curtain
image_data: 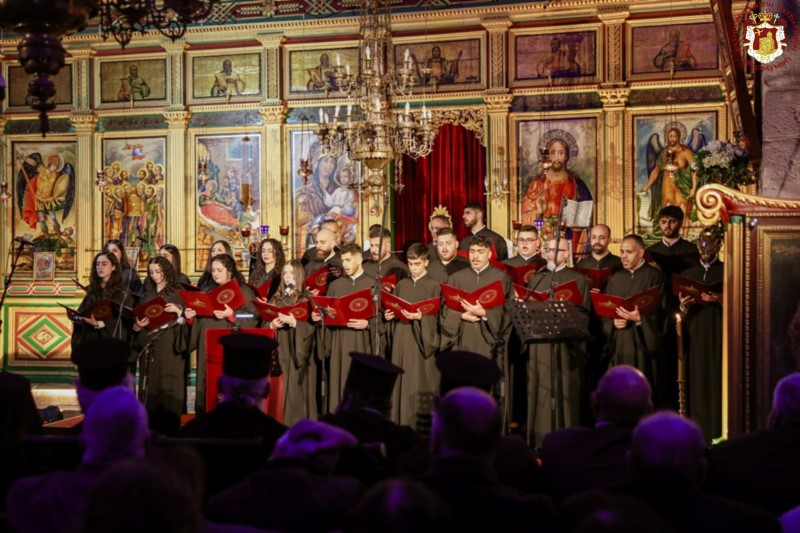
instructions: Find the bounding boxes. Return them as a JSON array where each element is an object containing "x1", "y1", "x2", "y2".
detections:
[{"x1": 393, "y1": 123, "x2": 486, "y2": 251}]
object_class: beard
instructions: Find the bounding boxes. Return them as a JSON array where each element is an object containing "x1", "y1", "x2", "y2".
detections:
[
  {"x1": 592, "y1": 244, "x2": 606, "y2": 254},
  {"x1": 315, "y1": 248, "x2": 327, "y2": 261}
]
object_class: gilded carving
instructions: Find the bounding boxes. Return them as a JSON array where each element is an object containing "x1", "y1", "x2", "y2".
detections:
[
  {"x1": 69, "y1": 113, "x2": 97, "y2": 133},
  {"x1": 432, "y1": 107, "x2": 486, "y2": 147},
  {"x1": 164, "y1": 111, "x2": 192, "y2": 129},
  {"x1": 259, "y1": 104, "x2": 286, "y2": 123},
  {"x1": 697, "y1": 183, "x2": 800, "y2": 225},
  {"x1": 598, "y1": 87, "x2": 630, "y2": 107}
]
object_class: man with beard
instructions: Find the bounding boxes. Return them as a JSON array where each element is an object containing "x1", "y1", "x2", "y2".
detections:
[
  {"x1": 313, "y1": 243, "x2": 377, "y2": 413},
  {"x1": 678, "y1": 228, "x2": 723, "y2": 442},
  {"x1": 458, "y1": 202, "x2": 509, "y2": 261},
  {"x1": 427, "y1": 227, "x2": 470, "y2": 282},
  {"x1": 646, "y1": 205, "x2": 699, "y2": 407},
  {"x1": 363, "y1": 226, "x2": 410, "y2": 283},
  {"x1": 602, "y1": 235, "x2": 666, "y2": 395},
  {"x1": 302, "y1": 219, "x2": 342, "y2": 267},
  {"x1": 641, "y1": 129, "x2": 696, "y2": 233},
  {"x1": 525, "y1": 238, "x2": 590, "y2": 445},
  {"x1": 441, "y1": 235, "x2": 513, "y2": 360},
  {"x1": 427, "y1": 214, "x2": 451, "y2": 259},
  {"x1": 576, "y1": 224, "x2": 622, "y2": 271},
  {"x1": 520, "y1": 138, "x2": 593, "y2": 228},
  {"x1": 304, "y1": 227, "x2": 343, "y2": 286}
]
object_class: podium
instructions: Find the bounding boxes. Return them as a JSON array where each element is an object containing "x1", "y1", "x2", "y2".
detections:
[{"x1": 205, "y1": 328, "x2": 277, "y2": 415}]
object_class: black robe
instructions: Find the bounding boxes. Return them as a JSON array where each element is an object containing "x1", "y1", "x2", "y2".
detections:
[
  {"x1": 388, "y1": 275, "x2": 441, "y2": 430},
  {"x1": 248, "y1": 266, "x2": 280, "y2": 301},
  {"x1": 602, "y1": 263, "x2": 666, "y2": 387},
  {"x1": 363, "y1": 254, "x2": 410, "y2": 282},
  {"x1": 269, "y1": 293, "x2": 317, "y2": 425},
  {"x1": 427, "y1": 255, "x2": 470, "y2": 283},
  {"x1": 525, "y1": 267, "x2": 591, "y2": 445},
  {"x1": 576, "y1": 252, "x2": 622, "y2": 271},
  {"x1": 71, "y1": 287, "x2": 134, "y2": 352},
  {"x1": 323, "y1": 272, "x2": 379, "y2": 412},
  {"x1": 440, "y1": 265, "x2": 513, "y2": 359},
  {"x1": 459, "y1": 226, "x2": 509, "y2": 261},
  {"x1": 681, "y1": 260, "x2": 723, "y2": 442}
]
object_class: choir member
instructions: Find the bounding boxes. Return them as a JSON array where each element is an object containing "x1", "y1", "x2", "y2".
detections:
[
  {"x1": 504, "y1": 225, "x2": 546, "y2": 270},
  {"x1": 426, "y1": 213, "x2": 451, "y2": 259},
  {"x1": 158, "y1": 243, "x2": 191, "y2": 285},
  {"x1": 266, "y1": 259, "x2": 317, "y2": 425},
  {"x1": 71, "y1": 252, "x2": 134, "y2": 350},
  {"x1": 524, "y1": 238, "x2": 590, "y2": 445},
  {"x1": 679, "y1": 229, "x2": 723, "y2": 442},
  {"x1": 103, "y1": 239, "x2": 142, "y2": 300},
  {"x1": 249, "y1": 238, "x2": 285, "y2": 301},
  {"x1": 301, "y1": 219, "x2": 342, "y2": 267},
  {"x1": 458, "y1": 202, "x2": 509, "y2": 261},
  {"x1": 575, "y1": 224, "x2": 622, "y2": 270},
  {"x1": 197, "y1": 240, "x2": 234, "y2": 291},
  {"x1": 384, "y1": 243, "x2": 441, "y2": 429},
  {"x1": 183, "y1": 253, "x2": 258, "y2": 415},
  {"x1": 304, "y1": 227, "x2": 343, "y2": 282},
  {"x1": 427, "y1": 227, "x2": 469, "y2": 282},
  {"x1": 364, "y1": 226, "x2": 410, "y2": 282},
  {"x1": 132, "y1": 256, "x2": 187, "y2": 431}
]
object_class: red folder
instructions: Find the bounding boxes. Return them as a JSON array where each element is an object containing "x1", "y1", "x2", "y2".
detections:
[
  {"x1": 252, "y1": 299, "x2": 310, "y2": 323},
  {"x1": 59, "y1": 299, "x2": 129, "y2": 322},
  {"x1": 306, "y1": 264, "x2": 330, "y2": 295},
  {"x1": 72, "y1": 278, "x2": 89, "y2": 292},
  {"x1": 380, "y1": 274, "x2": 397, "y2": 292},
  {"x1": 205, "y1": 328, "x2": 275, "y2": 412},
  {"x1": 590, "y1": 285, "x2": 661, "y2": 318},
  {"x1": 440, "y1": 280, "x2": 505, "y2": 311},
  {"x1": 133, "y1": 296, "x2": 178, "y2": 330},
  {"x1": 380, "y1": 290, "x2": 441, "y2": 323},
  {"x1": 514, "y1": 279, "x2": 583, "y2": 305},
  {"x1": 671, "y1": 274, "x2": 723, "y2": 301},
  {"x1": 310, "y1": 288, "x2": 376, "y2": 327},
  {"x1": 573, "y1": 267, "x2": 616, "y2": 291},
  {"x1": 507, "y1": 262, "x2": 544, "y2": 286},
  {"x1": 179, "y1": 279, "x2": 246, "y2": 318},
  {"x1": 245, "y1": 278, "x2": 279, "y2": 299}
]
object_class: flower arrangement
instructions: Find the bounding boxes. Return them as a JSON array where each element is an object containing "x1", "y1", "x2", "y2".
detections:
[{"x1": 691, "y1": 140, "x2": 756, "y2": 189}]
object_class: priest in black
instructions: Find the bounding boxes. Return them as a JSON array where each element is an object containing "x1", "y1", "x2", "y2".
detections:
[
  {"x1": 458, "y1": 202, "x2": 509, "y2": 261},
  {"x1": 440, "y1": 235, "x2": 513, "y2": 359},
  {"x1": 679, "y1": 229, "x2": 723, "y2": 442},
  {"x1": 363, "y1": 226, "x2": 410, "y2": 282},
  {"x1": 576, "y1": 224, "x2": 622, "y2": 271},
  {"x1": 427, "y1": 227, "x2": 470, "y2": 282},
  {"x1": 603, "y1": 235, "x2": 666, "y2": 393},
  {"x1": 525, "y1": 238, "x2": 591, "y2": 445},
  {"x1": 301, "y1": 219, "x2": 342, "y2": 267},
  {"x1": 304, "y1": 227, "x2": 343, "y2": 283}
]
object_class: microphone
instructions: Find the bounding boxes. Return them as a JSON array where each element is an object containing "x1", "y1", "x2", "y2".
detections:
[
  {"x1": 285, "y1": 281, "x2": 296, "y2": 296},
  {"x1": 546, "y1": 260, "x2": 557, "y2": 272},
  {"x1": 14, "y1": 236, "x2": 36, "y2": 247}
]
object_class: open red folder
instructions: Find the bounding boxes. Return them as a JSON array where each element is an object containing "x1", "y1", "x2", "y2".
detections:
[
  {"x1": 380, "y1": 290, "x2": 441, "y2": 323},
  {"x1": 179, "y1": 279, "x2": 246, "y2": 318},
  {"x1": 59, "y1": 299, "x2": 130, "y2": 322},
  {"x1": 440, "y1": 280, "x2": 505, "y2": 311},
  {"x1": 252, "y1": 299, "x2": 310, "y2": 323},
  {"x1": 513, "y1": 279, "x2": 583, "y2": 305},
  {"x1": 133, "y1": 296, "x2": 178, "y2": 330},
  {"x1": 310, "y1": 288, "x2": 376, "y2": 327},
  {"x1": 306, "y1": 264, "x2": 330, "y2": 295},
  {"x1": 205, "y1": 328, "x2": 275, "y2": 412},
  {"x1": 590, "y1": 285, "x2": 661, "y2": 318},
  {"x1": 573, "y1": 267, "x2": 616, "y2": 291},
  {"x1": 671, "y1": 273, "x2": 723, "y2": 302},
  {"x1": 379, "y1": 274, "x2": 397, "y2": 292},
  {"x1": 245, "y1": 278, "x2": 280, "y2": 299}
]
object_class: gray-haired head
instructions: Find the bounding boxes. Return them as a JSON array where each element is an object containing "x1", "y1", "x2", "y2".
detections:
[
  {"x1": 82, "y1": 386, "x2": 150, "y2": 466},
  {"x1": 768, "y1": 372, "x2": 800, "y2": 428},
  {"x1": 592, "y1": 365, "x2": 653, "y2": 425},
  {"x1": 629, "y1": 411, "x2": 706, "y2": 479},
  {"x1": 431, "y1": 387, "x2": 501, "y2": 462}
]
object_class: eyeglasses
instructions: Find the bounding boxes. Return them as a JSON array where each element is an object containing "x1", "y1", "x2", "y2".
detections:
[{"x1": 517, "y1": 238, "x2": 538, "y2": 244}]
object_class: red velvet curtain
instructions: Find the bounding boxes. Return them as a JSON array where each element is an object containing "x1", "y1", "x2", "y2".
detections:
[{"x1": 393, "y1": 123, "x2": 486, "y2": 251}]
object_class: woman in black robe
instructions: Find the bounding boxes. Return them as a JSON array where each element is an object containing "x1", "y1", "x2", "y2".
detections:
[
  {"x1": 132, "y1": 256, "x2": 187, "y2": 430},
  {"x1": 158, "y1": 243, "x2": 192, "y2": 286},
  {"x1": 264, "y1": 259, "x2": 316, "y2": 425},
  {"x1": 183, "y1": 253, "x2": 258, "y2": 415},
  {"x1": 197, "y1": 240, "x2": 234, "y2": 291},
  {"x1": 249, "y1": 238, "x2": 285, "y2": 301},
  {"x1": 103, "y1": 239, "x2": 142, "y2": 303}
]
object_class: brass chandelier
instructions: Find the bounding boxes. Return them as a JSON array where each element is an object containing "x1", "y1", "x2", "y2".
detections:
[{"x1": 312, "y1": 0, "x2": 438, "y2": 196}]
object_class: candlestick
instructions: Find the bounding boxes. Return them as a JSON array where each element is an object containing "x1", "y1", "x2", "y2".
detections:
[{"x1": 676, "y1": 313, "x2": 686, "y2": 417}]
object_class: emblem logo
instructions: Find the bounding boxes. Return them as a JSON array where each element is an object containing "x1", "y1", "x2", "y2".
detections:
[
  {"x1": 349, "y1": 297, "x2": 369, "y2": 312},
  {"x1": 216, "y1": 289, "x2": 234, "y2": 304},
  {"x1": 744, "y1": 12, "x2": 787, "y2": 64}
]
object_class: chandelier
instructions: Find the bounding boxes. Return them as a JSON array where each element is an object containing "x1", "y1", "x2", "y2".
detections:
[
  {"x1": 313, "y1": 0, "x2": 438, "y2": 197},
  {"x1": 98, "y1": 0, "x2": 219, "y2": 48}
]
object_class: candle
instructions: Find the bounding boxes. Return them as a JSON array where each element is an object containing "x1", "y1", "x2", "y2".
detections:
[
  {"x1": 345, "y1": 63, "x2": 351, "y2": 76},
  {"x1": 404, "y1": 48, "x2": 410, "y2": 63},
  {"x1": 319, "y1": 108, "x2": 324, "y2": 123},
  {"x1": 405, "y1": 102, "x2": 410, "y2": 115},
  {"x1": 347, "y1": 103, "x2": 352, "y2": 116},
  {"x1": 676, "y1": 313, "x2": 686, "y2": 417},
  {"x1": 336, "y1": 53, "x2": 341, "y2": 66},
  {"x1": 334, "y1": 105, "x2": 340, "y2": 118},
  {"x1": 365, "y1": 45, "x2": 371, "y2": 60},
  {"x1": 373, "y1": 97, "x2": 381, "y2": 112}
]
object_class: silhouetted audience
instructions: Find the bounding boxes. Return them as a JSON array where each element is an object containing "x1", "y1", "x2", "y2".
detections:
[
  {"x1": 205, "y1": 419, "x2": 364, "y2": 532},
  {"x1": 72, "y1": 337, "x2": 135, "y2": 418},
  {"x1": 562, "y1": 411, "x2": 779, "y2": 532},
  {"x1": 421, "y1": 387, "x2": 556, "y2": 532},
  {"x1": 6, "y1": 386, "x2": 149, "y2": 533},
  {"x1": 0, "y1": 371, "x2": 41, "y2": 511},
  {"x1": 539, "y1": 365, "x2": 653, "y2": 504},
  {"x1": 708, "y1": 372, "x2": 800, "y2": 515},
  {"x1": 346, "y1": 479, "x2": 452, "y2": 532}
]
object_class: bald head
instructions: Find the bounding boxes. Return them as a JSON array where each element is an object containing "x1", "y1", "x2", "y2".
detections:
[
  {"x1": 315, "y1": 228, "x2": 336, "y2": 258},
  {"x1": 82, "y1": 386, "x2": 150, "y2": 466},
  {"x1": 592, "y1": 365, "x2": 653, "y2": 425},
  {"x1": 431, "y1": 387, "x2": 501, "y2": 461},
  {"x1": 630, "y1": 412, "x2": 706, "y2": 479},
  {"x1": 768, "y1": 372, "x2": 800, "y2": 428}
]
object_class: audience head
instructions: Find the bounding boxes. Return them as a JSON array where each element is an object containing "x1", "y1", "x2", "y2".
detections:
[
  {"x1": 218, "y1": 333, "x2": 276, "y2": 410},
  {"x1": 158, "y1": 244, "x2": 184, "y2": 278},
  {"x1": 767, "y1": 372, "x2": 800, "y2": 428},
  {"x1": 339, "y1": 242, "x2": 364, "y2": 277},
  {"x1": 462, "y1": 202, "x2": 486, "y2": 230},
  {"x1": 592, "y1": 365, "x2": 653, "y2": 425},
  {"x1": 82, "y1": 386, "x2": 150, "y2": 467},
  {"x1": 435, "y1": 227, "x2": 459, "y2": 262},
  {"x1": 436, "y1": 350, "x2": 501, "y2": 397},
  {"x1": 516, "y1": 225, "x2": 541, "y2": 257},
  {"x1": 346, "y1": 479, "x2": 452, "y2": 532},
  {"x1": 620, "y1": 234, "x2": 646, "y2": 271},
  {"x1": 629, "y1": 411, "x2": 706, "y2": 480},
  {"x1": 338, "y1": 353, "x2": 403, "y2": 418},
  {"x1": 272, "y1": 419, "x2": 358, "y2": 474},
  {"x1": 589, "y1": 224, "x2": 612, "y2": 256},
  {"x1": 431, "y1": 387, "x2": 502, "y2": 463},
  {"x1": 72, "y1": 337, "x2": 133, "y2": 413}
]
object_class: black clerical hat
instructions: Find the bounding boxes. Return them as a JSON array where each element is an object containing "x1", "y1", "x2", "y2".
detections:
[
  {"x1": 220, "y1": 333, "x2": 278, "y2": 379},
  {"x1": 436, "y1": 350, "x2": 501, "y2": 395},
  {"x1": 344, "y1": 352, "x2": 403, "y2": 402},
  {"x1": 71, "y1": 337, "x2": 131, "y2": 391}
]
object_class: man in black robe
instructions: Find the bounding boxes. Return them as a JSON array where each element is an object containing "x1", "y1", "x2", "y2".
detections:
[
  {"x1": 679, "y1": 228, "x2": 723, "y2": 442},
  {"x1": 603, "y1": 234, "x2": 666, "y2": 393},
  {"x1": 458, "y1": 202, "x2": 509, "y2": 261},
  {"x1": 427, "y1": 227, "x2": 469, "y2": 282},
  {"x1": 301, "y1": 219, "x2": 342, "y2": 267},
  {"x1": 576, "y1": 223, "x2": 622, "y2": 271},
  {"x1": 304, "y1": 227, "x2": 343, "y2": 282},
  {"x1": 504, "y1": 225, "x2": 546, "y2": 270},
  {"x1": 426, "y1": 213, "x2": 451, "y2": 259},
  {"x1": 363, "y1": 226, "x2": 410, "y2": 282},
  {"x1": 646, "y1": 206, "x2": 699, "y2": 408},
  {"x1": 525, "y1": 238, "x2": 591, "y2": 445}
]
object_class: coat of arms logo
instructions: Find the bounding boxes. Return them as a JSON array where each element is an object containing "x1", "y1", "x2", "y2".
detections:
[{"x1": 744, "y1": 12, "x2": 788, "y2": 64}]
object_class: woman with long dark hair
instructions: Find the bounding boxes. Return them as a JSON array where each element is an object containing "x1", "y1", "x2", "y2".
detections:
[
  {"x1": 182, "y1": 253, "x2": 257, "y2": 415},
  {"x1": 71, "y1": 252, "x2": 133, "y2": 350},
  {"x1": 197, "y1": 240, "x2": 234, "y2": 291},
  {"x1": 103, "y1": 239, "x2": 142, "y2": 302},
  {"x1": 265, "y1": 259, "x2": 317, "y2": 424},
  {"x1": 248, "y1": 238, "x2": 285, "y2": 301},
  {"x1": 132, "y1": 256, "x2": 187, "y2": 431},
  {"x1": 158, "y1": 244, "x2": 191, "y2": 286}
]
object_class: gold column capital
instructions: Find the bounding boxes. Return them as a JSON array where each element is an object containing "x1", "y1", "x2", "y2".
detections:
[
  {"x1": 484, "y1": 94, "x2": 513, "y2": 113},
  {"x1": 598, "y1": 87, "x2": 630, "y2": 108},
  {"x1": 257, "y1": 34, "x2": 286, "y2": 48},
  {"x1": 164, "y1": 111, "x2": 192, "y2": 129},
  {"x1": 481, "y1": 15, "x2": 512, "y2": 32},
  {"x1": 162, "y1": 42, "x2": 189, "y2": 54},
  {"x1": 69, "y1": 112, "x2": 97, "y2": 133},
  {"x1": 65, "y1": 46, "x2": 96, "y2": 59},
  {"x1": 259, "y1": 104, "x2": 286, "y2": 123},
  {"x1": 597, "y1": 7, "x2": 630, "y2": 24}
]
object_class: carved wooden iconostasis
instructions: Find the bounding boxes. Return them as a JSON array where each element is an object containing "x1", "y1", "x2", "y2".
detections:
[{"x1": 0, "y1": 0, "x2": 736, "y2": 383}]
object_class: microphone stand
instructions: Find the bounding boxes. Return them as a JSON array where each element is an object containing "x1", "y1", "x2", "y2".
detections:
[
  {"x1": 135, "y1": 319, "x2": 178, "y2": 405},
  {"x1": 113, "y1": 238, "x2": 144, "y2": 340},
  {"x1": 548, "y1": 194, "x2": 568, "y2": 432},
  {"x1": 307, "y1": 290, "x2": 330, "y2": 415},
  {"x1": 0, "y1": 240, "x2": 31, "y2": 334},
  {"x1": 371, "y1": 186, "x2": 391, "y2": 358}
]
